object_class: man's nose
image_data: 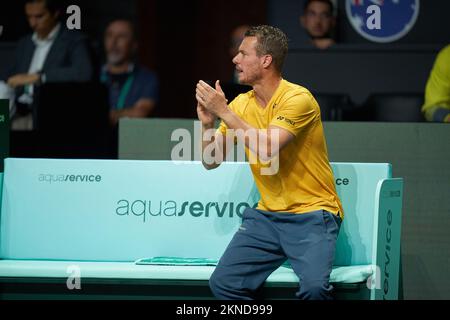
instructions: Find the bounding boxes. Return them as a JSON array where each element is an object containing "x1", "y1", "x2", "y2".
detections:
[
  {"x1": 29, "y1": 18, "x2": 38, "y2": 29},
  {"x1": 312, "y1": 15, "x2": 322, "y2": 23},
  {"x1": 112, "y1": 38, "x2": 120, "y2": 50}
]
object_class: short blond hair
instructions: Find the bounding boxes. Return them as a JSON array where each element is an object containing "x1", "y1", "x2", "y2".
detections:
[{"x1": 245, "y1": 25, "x2": 289, "y2": 74}]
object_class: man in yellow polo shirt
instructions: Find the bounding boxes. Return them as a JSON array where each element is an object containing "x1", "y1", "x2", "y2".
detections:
[
  {"x1": 422, "y1": 44, "x2": 450, "y2": 123},
  {"x1": 196, "y1": 25, "x2": 343, "y2": 300}
]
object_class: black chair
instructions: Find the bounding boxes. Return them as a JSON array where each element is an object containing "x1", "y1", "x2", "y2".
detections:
[
  {"x1": 366, "y1": 93, "x2": 424, "y2": 122},
  {"x1": 313, "y1": 93, "x2": 353, "y2": 121},
  {"x1": 34, "y1": 82, "x2": 109, "y2": 131},
  {"x1": 11, "y1": 82, "x2": 113, "y2": 159}
]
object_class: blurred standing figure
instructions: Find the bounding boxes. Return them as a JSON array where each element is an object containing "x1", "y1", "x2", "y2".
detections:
[
  {"x1": 101, "y1": 19, "x2": 159, "y2": 126},
  {"x1": 300, "y1": 0, "x2": 336, "y2": 50}
]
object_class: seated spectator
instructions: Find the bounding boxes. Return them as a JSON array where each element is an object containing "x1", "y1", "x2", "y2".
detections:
[
  {"x1": 422, "y1": 44, "x2": 450, "y2": 123},
  {"x1": 5, "y1": 0, "x2": 94, "y2": 130},
  {"x1": 101, "y1": 19, "x2": 159, "y2": 127},
  {"x1": 229, "y1": 25, "x2": 250, "y2": 84},
  {"x1": 300, "y1": 0, "x2": 336, "y2": 50}
]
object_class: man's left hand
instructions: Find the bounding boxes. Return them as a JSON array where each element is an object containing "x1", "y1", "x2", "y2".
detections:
[
  {"x1": 7, "y1": 73, "x2": 40, "y2": 88},
  {"x1": 196, "y1": 80, "x2": 228, "y2": 117}
]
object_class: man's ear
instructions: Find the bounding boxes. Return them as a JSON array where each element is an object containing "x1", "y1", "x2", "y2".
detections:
[
  {"x1": 330, "y1": 16, "x2": 337, "y2": 29},
  {"x1": 132, "y1": 41, "x2": 139, "y2": 55},
  {"x1": 262, "y1": 55, "x2": 273, "y2": 69},
  {"x1": 300, "y1": 15, "x2": 306, "y2": 28},
  {"x1": 53, "y1": 9, "x2": 61, "y2": 21}
]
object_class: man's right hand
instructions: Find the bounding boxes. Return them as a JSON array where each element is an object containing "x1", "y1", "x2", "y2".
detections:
[
  {"x1": 197, "y1": 102, "x2": 216, "y2": 128},
  {"x1": 7, "y1": 73, "x2": 40, "y2": 88}
]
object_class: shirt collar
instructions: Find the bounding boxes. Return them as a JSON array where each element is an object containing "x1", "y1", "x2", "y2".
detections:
[
  {"x1": 32, "y1": 23, "x2": 61, "y2": 45},
  {"x1": 102, "y1": 63, "x2": 136, "y2": 75}
]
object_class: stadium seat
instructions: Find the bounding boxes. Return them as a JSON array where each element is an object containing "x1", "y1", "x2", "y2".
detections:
[
  {"x1": 366, "y1": 93, "x2": 424, "y2": 122},
  {"x1": 313, "y1": 93, "x2": 353, "y2": 121}
]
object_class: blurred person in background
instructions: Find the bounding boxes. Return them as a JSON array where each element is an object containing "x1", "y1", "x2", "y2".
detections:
[
  {"x1": 422, "y1": 44, "x2": 450, "y2": 123},
  {"x1": 300, "y1": 0, "x2": 336, "y2": 50},
  {"x1": 229, "y1": 25, "x2": 250, "y2": 84},
  {"x1": 101, "y1": 19, "x2": 159, "y2": 127},
  {"x1": 5, "y1": 0, "x2": 93, "y2": 130}
]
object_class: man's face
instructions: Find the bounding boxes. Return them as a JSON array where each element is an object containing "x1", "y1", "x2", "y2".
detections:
[
  {"x1": 104, "y1": 21, "x2": 136, "y2": 66},
  {"x1": 232, "y1": 36, "x2": 266, "y2": 85},
  {"x1": 301, "y1": 1, "x2": 335, "y2": 39},
  {"x1": 25, "y1": 1, "x2": 59, "y2": 39}
]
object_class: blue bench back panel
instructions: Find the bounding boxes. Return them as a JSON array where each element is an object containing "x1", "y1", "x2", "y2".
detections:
[
  {"x1": 332, "y1": 163, "x2": 391, "y2": 265},
  {"x1": 0, "y1": 159, "x2": 390, "y2": 265},
  {"x1": 0, "y1": 159, "x2": 258, "y2": 262}
]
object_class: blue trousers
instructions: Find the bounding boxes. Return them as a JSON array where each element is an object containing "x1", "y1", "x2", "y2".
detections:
[{"x1": 209, "y1": 208, "x2": 341, "y2": 300}]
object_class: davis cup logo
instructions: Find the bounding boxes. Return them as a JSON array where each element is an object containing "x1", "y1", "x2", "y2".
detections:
[{"x1": 346, "y1": 0, "x2": 420, "y2": 43}]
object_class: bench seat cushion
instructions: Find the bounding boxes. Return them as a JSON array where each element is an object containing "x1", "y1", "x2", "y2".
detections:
[{"x1": 0, "y1": 260, "x2": 374, "y2": 284}]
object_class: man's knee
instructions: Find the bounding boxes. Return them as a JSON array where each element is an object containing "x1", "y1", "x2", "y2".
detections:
[
  {"x1": 298, "y1": 280, "x2": 334, "y2": 300},
  {"x1": 209, "y1": 267, "x2": 253, "y2": 300},
  {"x1": 209, "y1": 270, "x2": 223, "y2": 296},
  {"x1": 209, "y1": 267, "x2": 236, "y2": 298}
]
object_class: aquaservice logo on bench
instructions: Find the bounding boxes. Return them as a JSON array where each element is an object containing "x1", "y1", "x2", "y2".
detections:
[
  {"x1": 35, "y1": 172, "x2": 351, "y2": 224},
  {"x1": 38, "y1": 174, "x2": 102, "y2": 184},
  {"x1": 115, "y1": 200, "x2": 258, "y2": 223}
]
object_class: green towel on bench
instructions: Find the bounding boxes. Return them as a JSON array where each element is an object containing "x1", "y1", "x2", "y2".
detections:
[
  {"x1": 135, "y1": 257, "x2": 218, "y2": 266},
  {"x1": 135, "y1": 257, "x2": 293, "y2": 268}
]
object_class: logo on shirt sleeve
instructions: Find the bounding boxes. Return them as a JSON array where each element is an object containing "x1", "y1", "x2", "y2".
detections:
[{"x1": 276, "y1": 116, "x2": 295, "y2": 126}]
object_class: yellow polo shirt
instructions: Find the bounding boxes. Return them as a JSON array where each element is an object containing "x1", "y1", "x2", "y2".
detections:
[
  {"x1": 218, "y1": 79, "x2": 344, "y2": 219},
  {"x1": 422, "y1": 44, "x2": 450, "y2": 122}
]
